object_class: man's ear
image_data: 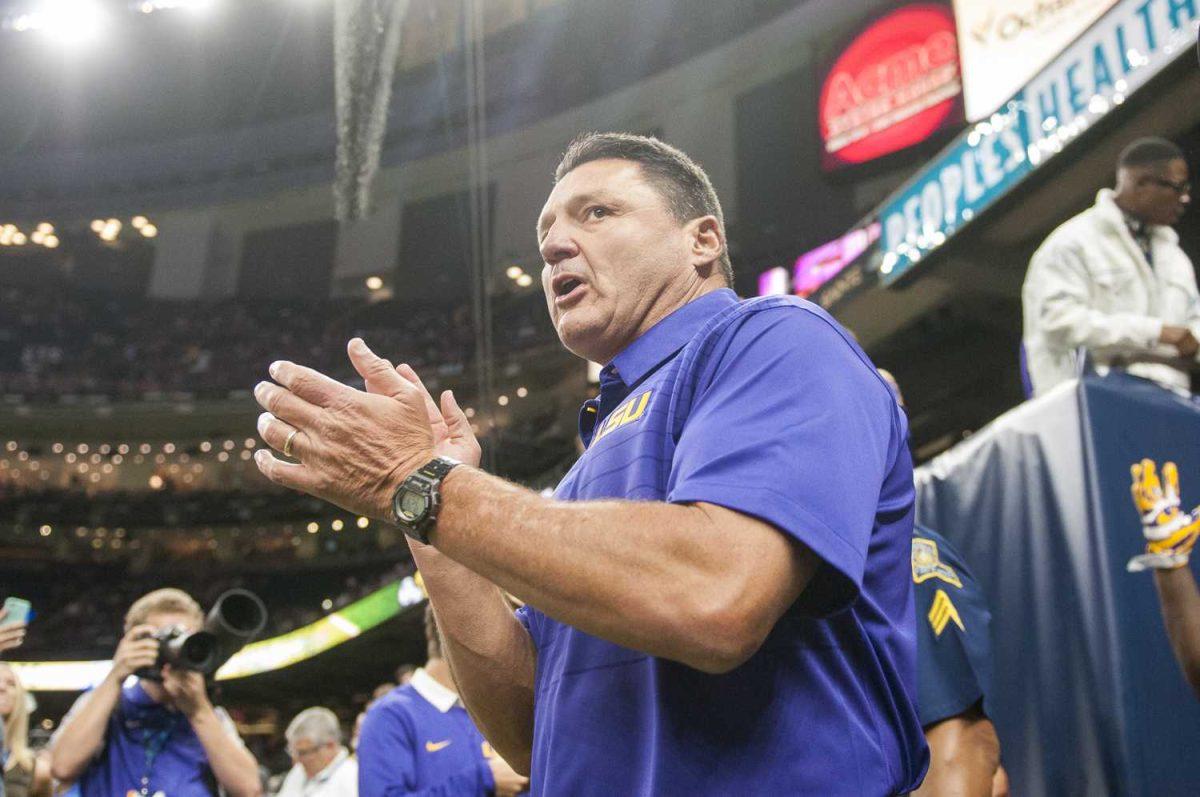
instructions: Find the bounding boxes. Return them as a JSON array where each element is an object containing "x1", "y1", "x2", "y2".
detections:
[{"x1": 687, "y1": 215, "x2": 725, "y2": 272}]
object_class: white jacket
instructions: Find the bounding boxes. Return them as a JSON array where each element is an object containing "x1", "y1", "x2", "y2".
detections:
[{"x1": 1022, "y1": 189, "x2": 1200, "y2": 395}]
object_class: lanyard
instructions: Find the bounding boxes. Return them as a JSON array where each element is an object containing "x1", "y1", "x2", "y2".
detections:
[{"x1": 138, "y1": 715, "x2": 181, "y2": 797}]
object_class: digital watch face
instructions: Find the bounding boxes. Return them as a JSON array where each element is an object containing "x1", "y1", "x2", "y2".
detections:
[{"x1": 398, "y1": 489, "x2": 429, "y2": 521}]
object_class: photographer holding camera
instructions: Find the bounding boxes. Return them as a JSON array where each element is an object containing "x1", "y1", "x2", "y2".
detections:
[{"x1": 49, "y1": 589, "x2": 261, "y2": 797}]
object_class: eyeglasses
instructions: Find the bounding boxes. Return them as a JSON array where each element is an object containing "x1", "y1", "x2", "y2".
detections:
[
  {"x1": 1142, "y1": 176, "x2": 1192, "y2": 196},
  {"x1": 287, "y1": 744, "x2": 325, "y2": 759}
]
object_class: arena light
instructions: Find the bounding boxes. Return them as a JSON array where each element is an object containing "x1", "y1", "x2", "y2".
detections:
[
  {"x1": 505, "y1": 266, "x2": 524, "y2": 280},
  {"x1": 515, "y1": 273, "x2": 533, "y2": 287},
  {"x1": 12, "y1": 232, "x2": 27, "y2": 246},
  {"x1": 31, "y1": 231, "x2": 45, "y2": 245},
  {"x1": 516, "y1": 386, "x2": 528, "y2": 398},
  {"x1": 364, "y1": 275, "x2": 383, "y2": 291},
  {"x1": 139, "y1": 223, "x2": 157, "y2": 238},
  {"x1": 131, "y1": 215, "x2": 147, "y2": 229},
  {"x1": 35, "y1": 222, "x2": 53, "y2": 234},
  {"x1": 23, "y1": 0, "x2": 110, "y2": 46},
  {"x1": 89, "y1": 219, "x2": 104, "y2": 233}
]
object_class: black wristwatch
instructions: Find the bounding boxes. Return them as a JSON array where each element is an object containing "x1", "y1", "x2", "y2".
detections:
[{"x1": 391, "y1": 456, "x2": 461, "y2": 544}]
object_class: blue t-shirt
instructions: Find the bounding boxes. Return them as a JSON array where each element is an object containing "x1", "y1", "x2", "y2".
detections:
[
  {"x1": 911, "y1": 525, "x2": 994, "y2": 727},
  {"x1": 516, "y1": 289, "x2": 928, "y2": 795},
  {"x1": 358, "y1": 682, "x2": 496, "y2": 797},
  {"x1": 75, "y1": 680, "x2": 226, "y2": 797}
]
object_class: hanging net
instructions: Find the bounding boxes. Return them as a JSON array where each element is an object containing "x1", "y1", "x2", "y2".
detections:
[{"x1": 333, "y1": 0, "x2": 409, "y2": 222}]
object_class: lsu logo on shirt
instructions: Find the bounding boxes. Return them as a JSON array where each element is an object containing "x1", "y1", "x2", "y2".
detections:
[
  {"x1": 911, "y1": 537, "x2": 962, "y2": 588},
  {"x1": 592, "y1": 390, "x2": 653, "y2": 444}
]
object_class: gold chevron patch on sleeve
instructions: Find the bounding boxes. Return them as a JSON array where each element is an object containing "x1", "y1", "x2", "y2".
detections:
[{"x1": 928, "y1": 589, "x2": 965, "y2": 637}]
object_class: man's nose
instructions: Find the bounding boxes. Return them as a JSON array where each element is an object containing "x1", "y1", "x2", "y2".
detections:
[{"x1": 539, "y1": 223, "x2": 579, "y2": 266}]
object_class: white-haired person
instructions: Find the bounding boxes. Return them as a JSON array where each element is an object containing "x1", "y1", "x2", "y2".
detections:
[
  {"x1": 276, "y1": 708, "x2": 357, "y2": 797},
  {"x1": 0, "y1": 663, "x2": 51, "y2": 797}
]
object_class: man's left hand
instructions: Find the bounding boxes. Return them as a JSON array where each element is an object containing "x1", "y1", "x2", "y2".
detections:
[
  {"x1": 161, "y1": 666, "x2": 212, "y2": 718},
  {"x1": 253, "y1": 338, "x2": 435, "y2": 519}
]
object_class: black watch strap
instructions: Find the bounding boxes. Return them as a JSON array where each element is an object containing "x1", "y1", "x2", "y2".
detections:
[
  {"x1": 391, "y1": 456, "x2": 460, "y2": 544},
  {"x1": 416, "y1": 456, "x2": 459, "y2": 482}
]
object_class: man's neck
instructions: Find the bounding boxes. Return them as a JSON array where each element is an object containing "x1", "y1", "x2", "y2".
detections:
[
  {"x1": 1113, "y1": 192, "x2": 1149, "y2": 226},
  {"x1": 423, "y1": 658, "x2": 458, "y2": 695}
]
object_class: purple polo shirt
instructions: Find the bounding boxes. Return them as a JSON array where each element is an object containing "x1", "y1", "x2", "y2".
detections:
[
  {"x1": 70, "y1": 680, "x2": 239, "y2": 797},
  {"x1": 517, "y1": 288, "x2": 927, "y2": 794}
]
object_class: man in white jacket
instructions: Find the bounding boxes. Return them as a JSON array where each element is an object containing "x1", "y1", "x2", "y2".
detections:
[{"x1": 1023, "y1": 137, "x2": 1199, "y2": 396}]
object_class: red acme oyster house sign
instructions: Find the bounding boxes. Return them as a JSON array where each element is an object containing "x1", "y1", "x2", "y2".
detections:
[{"x1": 819, "y1": 3, "x2": 963, "y2": 169}]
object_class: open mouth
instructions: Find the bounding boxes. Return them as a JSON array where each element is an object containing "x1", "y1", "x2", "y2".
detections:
[{"x1": 555, "y1": 277, "x2": 582, "y2": 297}]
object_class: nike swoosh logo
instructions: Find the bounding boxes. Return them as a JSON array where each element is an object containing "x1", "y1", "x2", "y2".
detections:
[{"x1": 425, "y1": 740, "x2": 452, "y2": 752}]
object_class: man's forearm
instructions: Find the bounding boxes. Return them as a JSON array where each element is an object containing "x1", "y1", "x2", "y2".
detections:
[
  {"x1": 49, "y1": 672, "x2": 122, "y2": 781},
  {"x1": 430, "y1": 467, "x2": 810, "y2": 673},
  {"x1": 916, "y1": 715, "x2": 1000, "y2": 797},
  {"x1": 1154, "y1": 567, "x2": 1200, "y2": 697},
  {"x1": 189, "y1": 708, "x2": 261, "y2": 797},
  {"x1": 412, "y1": 543, "x2": 536, "y2": 774}
]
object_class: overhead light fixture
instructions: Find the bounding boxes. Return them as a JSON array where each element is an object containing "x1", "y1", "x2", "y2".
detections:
[
  {"x1": 140, "y1": 223, "x2": 158, "y2": 238},
  {"x1": 44, "y1": 234, "x2": 59, "y2": 248},
  {"x1": 90, "y1": 219, "x2": 105, "y2": 233},
  {"x1": 31, "y1": 231, "x2": 45, "y2": 245},
  {"x1": 516, "y1": 274, "x2": 533, "y2": 287},
  {"x1": 25, "y1": 0, "x2": 110, "y2": 46},
  {"x1": 12, "y1": 232, "x2": 27, "y2": 246},
  {"x1": 36, "y1": 222, "x2": 53, "y2": 234},
  {"x1": 131, "y1": 215, "x2": 147, "y2": 229},
  {"x1": 505, "y1": 266, "x2": 523, "y2": 280},
  {"x1": 365, "y1": 275, "x2": 384, "y2": 291}
]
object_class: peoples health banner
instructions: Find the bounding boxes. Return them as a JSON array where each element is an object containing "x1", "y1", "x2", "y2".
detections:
[{"x1": 879, "y1": 0, "x2": 1199, "y2": 285}]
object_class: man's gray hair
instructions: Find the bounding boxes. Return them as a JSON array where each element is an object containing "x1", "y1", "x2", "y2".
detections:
[{"x1": 286, "y1": 707, "x2": 342, "y2": 746}]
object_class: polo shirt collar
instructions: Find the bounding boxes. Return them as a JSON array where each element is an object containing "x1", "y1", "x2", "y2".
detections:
[
  {"x1": 410, "y1": 667, "x2": 459, "y2": 713},
  {"x1": 608, "y1": 288, "x2": 739, "y2": 388}
]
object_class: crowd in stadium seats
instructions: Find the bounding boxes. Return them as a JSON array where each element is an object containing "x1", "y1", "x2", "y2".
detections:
[
  {"x1": 3, "y1": 558, "x2": 413, "y2": 660},
  {"x1": 0, "y1": 284, "x2": 556, "y2": 399}
]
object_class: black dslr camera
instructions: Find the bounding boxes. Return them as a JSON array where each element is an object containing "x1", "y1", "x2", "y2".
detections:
[{"x1": 136, "y1": 589, "x2": 267, "y2": 681}]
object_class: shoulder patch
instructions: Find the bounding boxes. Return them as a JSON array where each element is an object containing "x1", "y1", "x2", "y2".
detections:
[
  {"x1": 912, "y1": 537, "x2": 963, "y2": 588},
  {"x1": 928, "y1": 589, "x2": 965, "y2": 637}
]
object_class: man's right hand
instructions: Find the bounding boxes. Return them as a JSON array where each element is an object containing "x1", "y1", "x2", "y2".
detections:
[
  {"x1": 346, "y1": 341, "x2": 482, "y2": 469},
  {"x1": 1159, "y1": 325, "x2": 1200, "y2": 358},
  {"x1": 110, "y1": 624, "x2": 160, "y2": 680},
  {"x1": 0, "y1": 609, "x2": 26, "y2": 654},
  {"x1": 488, "y1": 756, "x2": 530, "y2": 797}
]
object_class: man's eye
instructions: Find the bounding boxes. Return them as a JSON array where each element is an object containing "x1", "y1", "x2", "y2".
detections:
[{"x1": 587, "y1": 206, "x2": 608, "y2": 220}]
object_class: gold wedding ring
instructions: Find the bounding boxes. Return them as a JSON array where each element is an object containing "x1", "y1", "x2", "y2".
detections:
[{"x1": 283, "y1": 429, "x2": 298, "y2": 458}]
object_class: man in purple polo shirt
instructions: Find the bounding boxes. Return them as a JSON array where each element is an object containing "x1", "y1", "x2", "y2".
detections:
[{"x1": 252, "y1": 132, "x2": 929, "y2": 794}]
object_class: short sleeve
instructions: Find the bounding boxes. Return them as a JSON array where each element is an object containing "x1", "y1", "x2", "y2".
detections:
[
  {"x1": 666, "y1": 306, "x2": 898, "y2": 615},
  {"x1": 214, "y1": 706, "x2": 248, "y2": 747},
  {"x1": 914, "y1": 579, "x2": 988, "y2": 728},
  {"x1": 515, "y1": 604, "x2": 540, "y2": 650}
]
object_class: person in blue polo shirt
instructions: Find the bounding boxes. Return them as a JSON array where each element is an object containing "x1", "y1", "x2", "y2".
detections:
[
  {"x1": 252, "y1": 132, "x2": 929, "y2": 794},
  {"x1": 357, "y1": 604, "x2": 528, "y2": 797},
  {"x1": 49, "y1": 589, "x2": 261, "y2": 797}
]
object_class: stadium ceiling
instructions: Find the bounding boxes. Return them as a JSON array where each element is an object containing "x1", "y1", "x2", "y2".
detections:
[{"x1": 0, "y1": 0, "x2": 814, "y2": 157}]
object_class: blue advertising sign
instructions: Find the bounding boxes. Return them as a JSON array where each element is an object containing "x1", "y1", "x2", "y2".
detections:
[
  {"x1": 879, "y1": 107, "x2": 1032, "y2": 284},
  {"x1": 877, "y1": 0, "x2": 1199, "y2": 287}
]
